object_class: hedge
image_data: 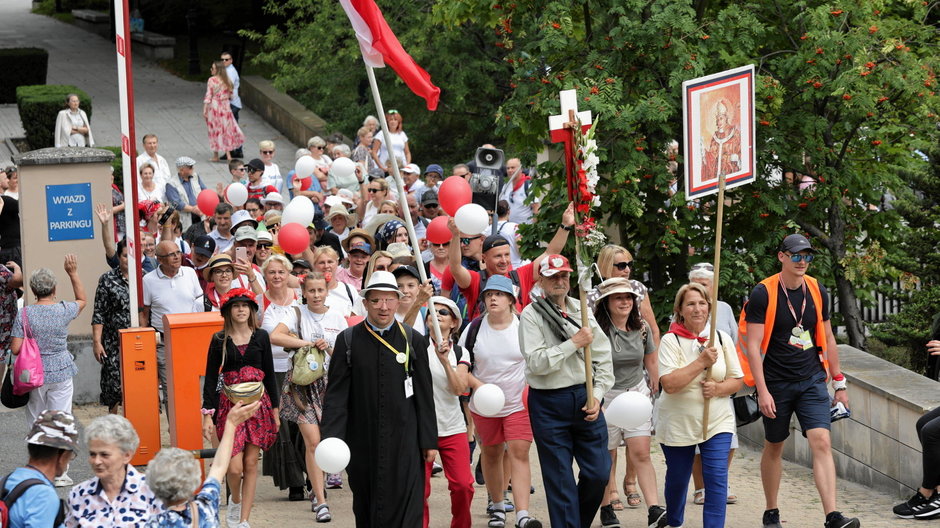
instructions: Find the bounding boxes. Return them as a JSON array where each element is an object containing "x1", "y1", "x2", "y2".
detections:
[
  {"x1": 99, "y1": 146, "x2": 124, "y2": 192},
  {"x1": 16, "y1": 85, "x2": 92, "y2": 150},
  {"x1": 0, "y1": 48, "x2": 49, "y2": 104}
]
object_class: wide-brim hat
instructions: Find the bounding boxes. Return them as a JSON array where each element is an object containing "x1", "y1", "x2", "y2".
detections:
[
  {"x1": 203, "y1": 253, "x2": 235, "y2": 281},
  {"x1": 359, "y1": 270, "x2": 403, "y2": 298},
  {"x1": 341, "y1": 228, "x2": 376, "y2": 253},
  {"x1": 220, "y1": 287, "x2": 259, "y2": 311},
  {"x1": 595, "y1": 277, "x2": 641, "y2": 303},
  {"x1": 26, "y1": 410, "x2": 78, "y2": 451},
  {"x1": 326, "y1": 204, "x2": 356, "y2": 226}
]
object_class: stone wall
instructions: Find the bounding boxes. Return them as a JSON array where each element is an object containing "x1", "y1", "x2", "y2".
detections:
[
  {"x1": 240, "y1": 76, "x2": 331, "y2": 149},
  {"x1": 737, "y1": 344, "x2": 940, "y2": 498}
]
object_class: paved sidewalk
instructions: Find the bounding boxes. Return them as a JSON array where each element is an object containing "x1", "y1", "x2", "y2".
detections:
[{"x1": 0, "y1": 0, "x2": 299, "y2": 188}]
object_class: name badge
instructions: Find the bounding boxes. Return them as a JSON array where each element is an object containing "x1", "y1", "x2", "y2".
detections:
[{"x1": 404, "y1": 376, "x2": 413, "y2": 399}]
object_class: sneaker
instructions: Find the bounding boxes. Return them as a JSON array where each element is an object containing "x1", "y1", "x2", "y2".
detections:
[
  {"x1": 326, "y1": 473, "x2": 343, "y2": 489},
  {"x1": 895, "y1": 490, "x2": 940, "y2": 519},
  {"x1": 916, "y1": 492, "x2": 940, "y2": 519},
  {"x1": 226, "y1": 496, "x2": 242, "y2": 528},
  {"x1": 53, "y1": 473, "x2": 73, "y2": 487},
  {"x1": 237, "y1": 523, "x2": 250, "y2": 528},
  {"x1": 516, "y1": 515, "x2": 543, "y2": 528},
  {"x1": 647, "y1": 505, "x2": 667, "y2": 528},
  {"x1": 824, "y1": 511, "x2": 860, "y2": 528},
  {"x1": 488, "y1": 509, "x2": 506, "y2": 528},
  {"x1": 432, "y1": 462, "x2": 443, "y2": 475},
  {"x1": 314, "y1": 503, "x2": 332, "y2": 523},
  {"x1": 600, "y1": 504, "x2": 620, "y2": 527},
  {"x1": 762, "y1": 508, "x2": 782, "y2": 528}
]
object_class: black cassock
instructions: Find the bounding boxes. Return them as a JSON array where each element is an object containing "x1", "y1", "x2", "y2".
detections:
[{"x1": 321, "y1": 321, "x2": 438, "y2": 528}]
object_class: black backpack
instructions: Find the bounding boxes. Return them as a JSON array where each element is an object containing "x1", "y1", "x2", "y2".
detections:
[{"x1": 0, "y1": 472, "x2": 65, "y2": 527}]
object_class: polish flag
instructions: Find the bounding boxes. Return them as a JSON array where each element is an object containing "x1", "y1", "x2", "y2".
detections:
[{"x1": 340, "y1": 0, "x2": 441, "y2": 111}]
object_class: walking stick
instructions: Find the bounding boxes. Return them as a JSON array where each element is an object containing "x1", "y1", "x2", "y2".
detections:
[{"x1": 702, "y1": 170, "x2": 727, "y2": 440}]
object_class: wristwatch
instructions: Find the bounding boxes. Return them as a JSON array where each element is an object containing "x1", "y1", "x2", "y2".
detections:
[{"x1": 561, "y1": 224, "x2": 574, "y2": 232}]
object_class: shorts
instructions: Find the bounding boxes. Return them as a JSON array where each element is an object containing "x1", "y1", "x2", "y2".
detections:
[
  {"x1": 763, "y1": 373, "x2": 830, "y2": 443},
  {"x1": 603, "y1": 378, "x2": 653, "y2": 451},
  {"x1": 471, "y1": 409, "x2": 533, "y2": 446}
]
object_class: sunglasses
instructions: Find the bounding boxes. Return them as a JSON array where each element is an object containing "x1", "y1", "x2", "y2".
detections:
[
  {"x1": 786, "y1": 253, "x2": 815, "y2": 263},
  {"x1": 261, "y1": 150, "x2": 274, "y2": 154},
  {"x1": 460, "y1": 236, "x2": 481, "y2": 245},
  {"x1": 368, "y1": 188, "x2": 381, "y2": 193},
  {"x1": 432, "y1": 242, "x2": 450, "y2": 248},
  {"x1": 257, "y1": 243, "x2": 272, "y2": 249},
  {"x1": 435, "y1": 308, "x2": 452, "y2": 317},
  {"x1": 613, "y1": 261, "x2": 633, "y2": 271},
  {"x1": 312, "y1": 145, "x2": 324, "y2": 150}
]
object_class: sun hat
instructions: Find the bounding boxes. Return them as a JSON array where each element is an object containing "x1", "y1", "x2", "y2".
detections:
[
  {"x1": 256, "y1": 230, "x2": 273, "y2": 244},
  {"x1": 539, "y1": 254, "x2": 573, "y2": 277},
  {"x1": 264, "y1": 211, "x2": 282, "y2": 228},
  {"x1": 231, "y1": 209, "x2": 258, "y2": 229},
  {"x1": 26, "y1": 410, "x2": 79, "y2": 452},
  {"x1": 386, "y1": 242, "x2": 413, "y2": 260},
  {"x1": 424, "y1": 164, "x2": 444, "y2": 177},
  {"x1": 341, "y1": 228, "x2": 376, "y2": 253},
  {"x1": 595, "y1": 277, "x2": 641, "y2": 302},
  {"x1": 262, "y1": 192, "x2": 284, "y2": 206},
  {"x1": 220, "y1": 287, "x2": 259, "y2": 311},
  {"x1": 359, "y1": 270, "x2": 403, "y2": 298},
  {"x1": 482, "y1": 274, "x2": 516, "y2": 301},
  {"x1": 429, "y1": 295, "x2": 461, "y2": 321},
  {"x1": 326, "y1": 204, "x2": 356, "y2": 225},
  {"x1": 203, "y1": 253, "x2": 235, "y2": 281}
]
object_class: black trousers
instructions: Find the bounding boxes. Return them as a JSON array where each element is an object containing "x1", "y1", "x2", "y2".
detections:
[{"x1": 917, "y1": 405, "x2": 940, "y2": 489}]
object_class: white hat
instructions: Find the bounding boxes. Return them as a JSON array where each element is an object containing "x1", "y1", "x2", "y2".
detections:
[
  {"x1": 402, "y1": 163, "x2": 421, "y2": 175},
  {"x1": 324, "y1": 195, "x2": 344, "y2": 209},
  {"x1": 359, "y1": 271, "x2": 403, "y2": 298},
  {"x1": 262, "y1": 192, "x2": 284, "y2": 205},
  {"x1": 231, "y1": 209, "x2": 258, "y2": 228},
  {"x1": 336, "y1": 189, "x2": 357, "y2": 208}
]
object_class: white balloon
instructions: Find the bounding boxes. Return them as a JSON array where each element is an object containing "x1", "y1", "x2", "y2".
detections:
[
  {"x1": 295, "y1": 156, "x2": 317, "y2": 179},
  {"x1": 331, "y1": 157, "x2": 357, "y2": 179},
  {"x1": 472, "y1": 383, "x2": 505, "y2": 417},
  {"x1": 605, "y1": 391, "x2": 653, "y2": 430},
  {"x1": 281, "y1": 196, "x2": 315, "y2": 227},
  {"x1": 225, "y1": 183, "x2": 248, "y2": 207},
  {"x1": 454, "y1": 203, "x2": 490, "y2": 235},
  {"x1": 315, "y1": 437, "x2": 351, "y2": 474}
]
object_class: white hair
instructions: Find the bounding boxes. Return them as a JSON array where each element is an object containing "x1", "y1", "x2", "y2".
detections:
[
  {"x1": 83, "y1": 415, "x2": 140, "y2": 455},
  {"x1": 146, "y1": 447, "x2": 202, "y2": 505},
  {"x1": 688, "y1": 268, "x2": 715, "y2": 282},
  {"x1": 295, "y1": 148, "x2": 310, "y2": 161},
  {"x1": 332, "y1": 144, "x2": 351, "y2": 157}
]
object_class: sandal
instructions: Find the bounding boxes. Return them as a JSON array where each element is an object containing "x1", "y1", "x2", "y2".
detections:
[
  {"x1": 726, "y1": 488, "x2": 738, "y2": 504},
  {"x1": 314, "y1": 503, "x2": 332, "y2": 523},
  {"x1": 626, "y1": 492, "x2": 642, "y2": 508},
  {"x1": 693, "y1": 488, "x2": 705, "y2": 505},
  {"x1": 488, "y1": 510, "x2": 506, "y2": 528},
  {"x1": 610, "y1": 498, "x2": 625, "y2": 511}
]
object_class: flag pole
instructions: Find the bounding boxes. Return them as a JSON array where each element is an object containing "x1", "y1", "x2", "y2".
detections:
[
  {"x1": 702, "y1": 170, "x2": 727, "y2": 440},
  {"x1": 363, "y1": 64, "x2": 444, "y2": 346}
]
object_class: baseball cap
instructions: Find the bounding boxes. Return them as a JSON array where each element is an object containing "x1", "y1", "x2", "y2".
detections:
[
  {"x1": 392, "y1": 265, "x2": 421, "y2": 281},
  {"x1": 482, "y1": 235, "x2": 510, "y2": 254},
  {"x1": 234, "y1": 225, "x2": 258, "y2": 242},
  {"x1": 779, "y1": 234, "x2": 815, "y2": 253},
  {"x1": 420, "y1": 189, "x2": 439, "y2": 206},
  {"x1": 193, "y1": 235, "x2": 216, "y2": 258},
  {"x1": 292, "y1": 259, "x2": 312, "y2": 270},
  {"x1": 424, "y1": 164, "x2": 444, "y2": 176},
  {"x1": 26, "y1": 410, "x2": 79, "y2": 452},
  {"x1": 175, "y1": 156, "x2": 196, "y2": 168},
  {"x1": 539, "y1": 254, "x2": 573, "y2": 277},
  {"x1": 262, "y1": 192, "x2": 284, "y2": 205},
  {"x1": 256, "y1": 230, "x2": 273, "y2": 244},
  {"x1": 402, "y1": 163, "x2": 421, "y2": 175},
  {"x1": 246, "y1": 159, "x2": 265, "y2": 172}
]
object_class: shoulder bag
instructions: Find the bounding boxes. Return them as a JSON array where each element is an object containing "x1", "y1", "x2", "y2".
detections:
[
  {"x1": 287, "y1": 307, "x2": 326, "y2": 387},
  {"x1": 13, "y1": 307, "x2": 43, "y2": 396}
]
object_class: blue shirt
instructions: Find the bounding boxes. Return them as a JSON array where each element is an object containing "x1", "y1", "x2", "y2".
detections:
[
  {"x1": 143, "y1": 477, "x2": 221, "y2": 528},
  {"x1": 4, "y1": 467, "x2": 63, "y2": 528}
]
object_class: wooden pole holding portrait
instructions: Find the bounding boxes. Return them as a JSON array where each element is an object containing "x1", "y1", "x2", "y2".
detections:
[{"x1": 682, "y1": 65, "x2": 756, "y2": 440}]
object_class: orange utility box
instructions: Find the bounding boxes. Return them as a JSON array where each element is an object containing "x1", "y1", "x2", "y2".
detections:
[
  {"x1": 163, "y1": 312, "x2": 223, "y2": 452},
  {"x1": 119, "y1": 328, "x2": 160, "y2": 466}
]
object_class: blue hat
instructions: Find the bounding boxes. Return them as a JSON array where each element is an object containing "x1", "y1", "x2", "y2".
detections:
[
  {"x1": 424, "y1": 163, "x2": 444, "y2": 176},
  {"x1": 482, "y1": 274, "x2": 515, "y2": 300}
]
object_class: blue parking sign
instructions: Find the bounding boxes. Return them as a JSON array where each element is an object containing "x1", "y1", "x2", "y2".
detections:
[{"x1": 46, "y1": 183, "x2": 94, "y2": 241}]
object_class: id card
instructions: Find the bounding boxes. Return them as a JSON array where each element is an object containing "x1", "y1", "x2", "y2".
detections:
[
  {"x1": 799, "y1": 329, "x2": 813, "y2": 350},
  {"x1": 404, "y1": 376, "x2": 413, "y2": 399}
]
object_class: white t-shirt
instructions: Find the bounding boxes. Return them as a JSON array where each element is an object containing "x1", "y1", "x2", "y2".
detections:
[
  {"x1": 277, "y1": 306, "x2": 349, "y2": 371},
  {"x1": 137, "y1": 153, "x2": 172, "y2": 187},
  {"x1": 137, "y1": 183, "x2": 166, "y2": 203},
  {"x1": 261, "y1": 300, "x2": 301, "y2": 372},
  {"x1": 396, "y1": 310, "x2": 426, "y2": 336},
  {"x1": 499, "y1": 175, "x2": 539, "y2": 224},
  {"x1": 495, "y1": 220, "x2": 528, "y2": 269},
  {"x1": 327, "y1": 282, "x2": 364, "y2": 317},
  {"x1": 142, "y1": 266, "x2": 203, "y2": 333},
  {"x1": 458, "y1": 316, "x2": 526, "y2": 417},
  {"x1": 427, "y1": 342, "x2": 470, "y2": 436},
  {"x1": 262, "y1": 163, "x2": 283, "y2": 195},
  {"x1": 375, "y1": 130, "x2": 408, "y2": 166}
]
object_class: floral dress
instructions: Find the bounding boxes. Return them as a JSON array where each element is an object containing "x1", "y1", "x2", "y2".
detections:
[
  {"x1": 143, "y1": 477, "x2": 222, "y2": 528},
  {"x1": 203, "y1": 76, "x2": 245, "y2": 153},
  {"x1": 91, "y1": 268, "x2": 131, "y2": 408}
]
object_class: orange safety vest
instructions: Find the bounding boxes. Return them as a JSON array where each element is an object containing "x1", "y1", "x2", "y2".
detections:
[{"x1": 735, "y1": 274, "x2": 830, "y2": 387}]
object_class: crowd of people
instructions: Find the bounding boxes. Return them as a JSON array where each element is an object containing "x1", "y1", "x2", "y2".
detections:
[{"x1": 1, "y1": 63, "x2": 939, "y2": 527}]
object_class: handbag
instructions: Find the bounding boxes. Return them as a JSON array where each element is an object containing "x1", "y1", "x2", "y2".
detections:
[
  {"x1": 732, "y1": 391, "x2": 761, "y2": 427},
  {"x1": 1, "y1": 363, "x2": 30, "y2": 408},
  {"x1": 216, "y1": 332, "x2": 266, "y2": 405},
  {"x1": 287, "y1": 307, "x2": 326, "y2": 387},
  {"x1": 13, "y1": 307, "x2": 43, "y2": 396}
]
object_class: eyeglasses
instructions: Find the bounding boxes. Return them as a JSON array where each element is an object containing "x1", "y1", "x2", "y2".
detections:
[
  {"x1": 432, "y1": 242, "x2": 450, "y2": 248},
  {"x1": 257, "y1": 243, "x2": 272, "y2": 249},
  {"x1": 367, "y1": 297, "x2": 398, "y2": 307},
  {"x1": 786, "y1": 253, "x2": 815, "y2": 263},
  {"x1": 690, "y1": 263, "x2": 714, "y2": 271},
  {"x1": 368, "y1": 188, "x2": 381, "y2": 193},
  {"x1": 312, "y1": 145, "x2": 324, "y2": 150},
  {"x1": 460, "y1": 236, "x2": 481, "y2": 245},
  {"x1": 387, "y1": 109, "x2": 400, "y2": 114},
  {"x1": 157, "y1": 251, "x2": 181, "y2": 258},
  {"x1": 613, "y1": 261, "x2": 633, "y2": 271},
  {"x1": 213, "y1": 268, "x2": 233, "y2": 275},
  {"x1": 261, "y1": 150, "x2": 274, "y2": 155},
  {"x1": 222, "y1": 57, "x2": 232, "y2": 62}
]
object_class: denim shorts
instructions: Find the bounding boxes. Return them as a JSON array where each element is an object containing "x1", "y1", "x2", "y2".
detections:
[{"x1": 763, "y1": 373, "x2": 830, "y2": 443}]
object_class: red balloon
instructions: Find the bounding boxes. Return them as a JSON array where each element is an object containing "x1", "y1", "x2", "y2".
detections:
[
  {"x1": 426, "y1": 216, "x2": 452, "y2": 244},
  {"x1": 439, "y1": 176, "x2": 472, "y2": 217},
  {"x1": 196, "y1": 189, "x2": 219, "y2": 217},
  {"x1": 278, "y1": 222, "x2": 309, "y2": 254}
]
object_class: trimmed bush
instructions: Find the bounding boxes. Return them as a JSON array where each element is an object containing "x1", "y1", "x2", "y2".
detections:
[
  {"x1": 16, "y1": 85, "x2": 92, "y2": 150},
  {"x1": 98, "y1": 146, "x2": 124, "y2": 192},
  {"x1": 0, "y1": 48, "x2": 49, "y2": 104}
]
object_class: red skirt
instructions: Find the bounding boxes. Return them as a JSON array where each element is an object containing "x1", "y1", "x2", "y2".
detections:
[{"x1": 216, "y1": 365, "x2": 277, "y2": 455}]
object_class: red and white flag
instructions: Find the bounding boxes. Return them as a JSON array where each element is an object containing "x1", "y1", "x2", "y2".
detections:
[{"x1": 340, "y1": 0, "x2": 441, "y2": 111}]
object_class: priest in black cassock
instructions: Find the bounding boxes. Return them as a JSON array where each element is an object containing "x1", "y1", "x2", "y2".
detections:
[{"x1": 321, "y1": 270, "x2": 438, "y2": 527}]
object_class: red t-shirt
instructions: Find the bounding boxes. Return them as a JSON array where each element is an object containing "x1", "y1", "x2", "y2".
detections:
[
  {"x1": 458, "y1": 263, "x2": 535, "y2": 321},
  {"x1": 247, "y1": 184, "x2": 278, "y2": 200}
]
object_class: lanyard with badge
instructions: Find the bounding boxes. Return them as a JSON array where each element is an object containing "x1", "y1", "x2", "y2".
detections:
[
  {"x1": 365, "y1": 322, "x2": 413, "y2": 398},
  {"x1": 779, "y1": 274, "x2": 813, "y2": 350}
]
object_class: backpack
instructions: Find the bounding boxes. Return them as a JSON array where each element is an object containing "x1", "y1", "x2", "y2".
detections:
[{"x1": 0, "y1": 473, "x2": 65, "y2": 527}]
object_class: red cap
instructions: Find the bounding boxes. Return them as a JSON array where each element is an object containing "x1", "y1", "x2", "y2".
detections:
[{"x1": 539, "y1": 254, "x2": 573, "y2": 277}]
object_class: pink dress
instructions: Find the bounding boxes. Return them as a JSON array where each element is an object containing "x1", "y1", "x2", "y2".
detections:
[{"x1": 203, "y1": 76, "x2": 245, "y2": 153}]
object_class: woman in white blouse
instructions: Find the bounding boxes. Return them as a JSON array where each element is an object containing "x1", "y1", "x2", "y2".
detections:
[
  {"x1": 137, "y1": 163, "x2": 165, "y2": 203},
  {"x1": 54, "y1": 94, "x2": 95, "y2": 148}
]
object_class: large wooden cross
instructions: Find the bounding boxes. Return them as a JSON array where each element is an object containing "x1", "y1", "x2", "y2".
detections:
[{"x1": 549, "y1": 89, "x2": 593, "y2": 201}]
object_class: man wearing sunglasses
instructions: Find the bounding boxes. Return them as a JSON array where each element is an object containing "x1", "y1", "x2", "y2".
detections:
[{"x1": 744, "y1": 234, "x2": 857, "y2": 528}]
